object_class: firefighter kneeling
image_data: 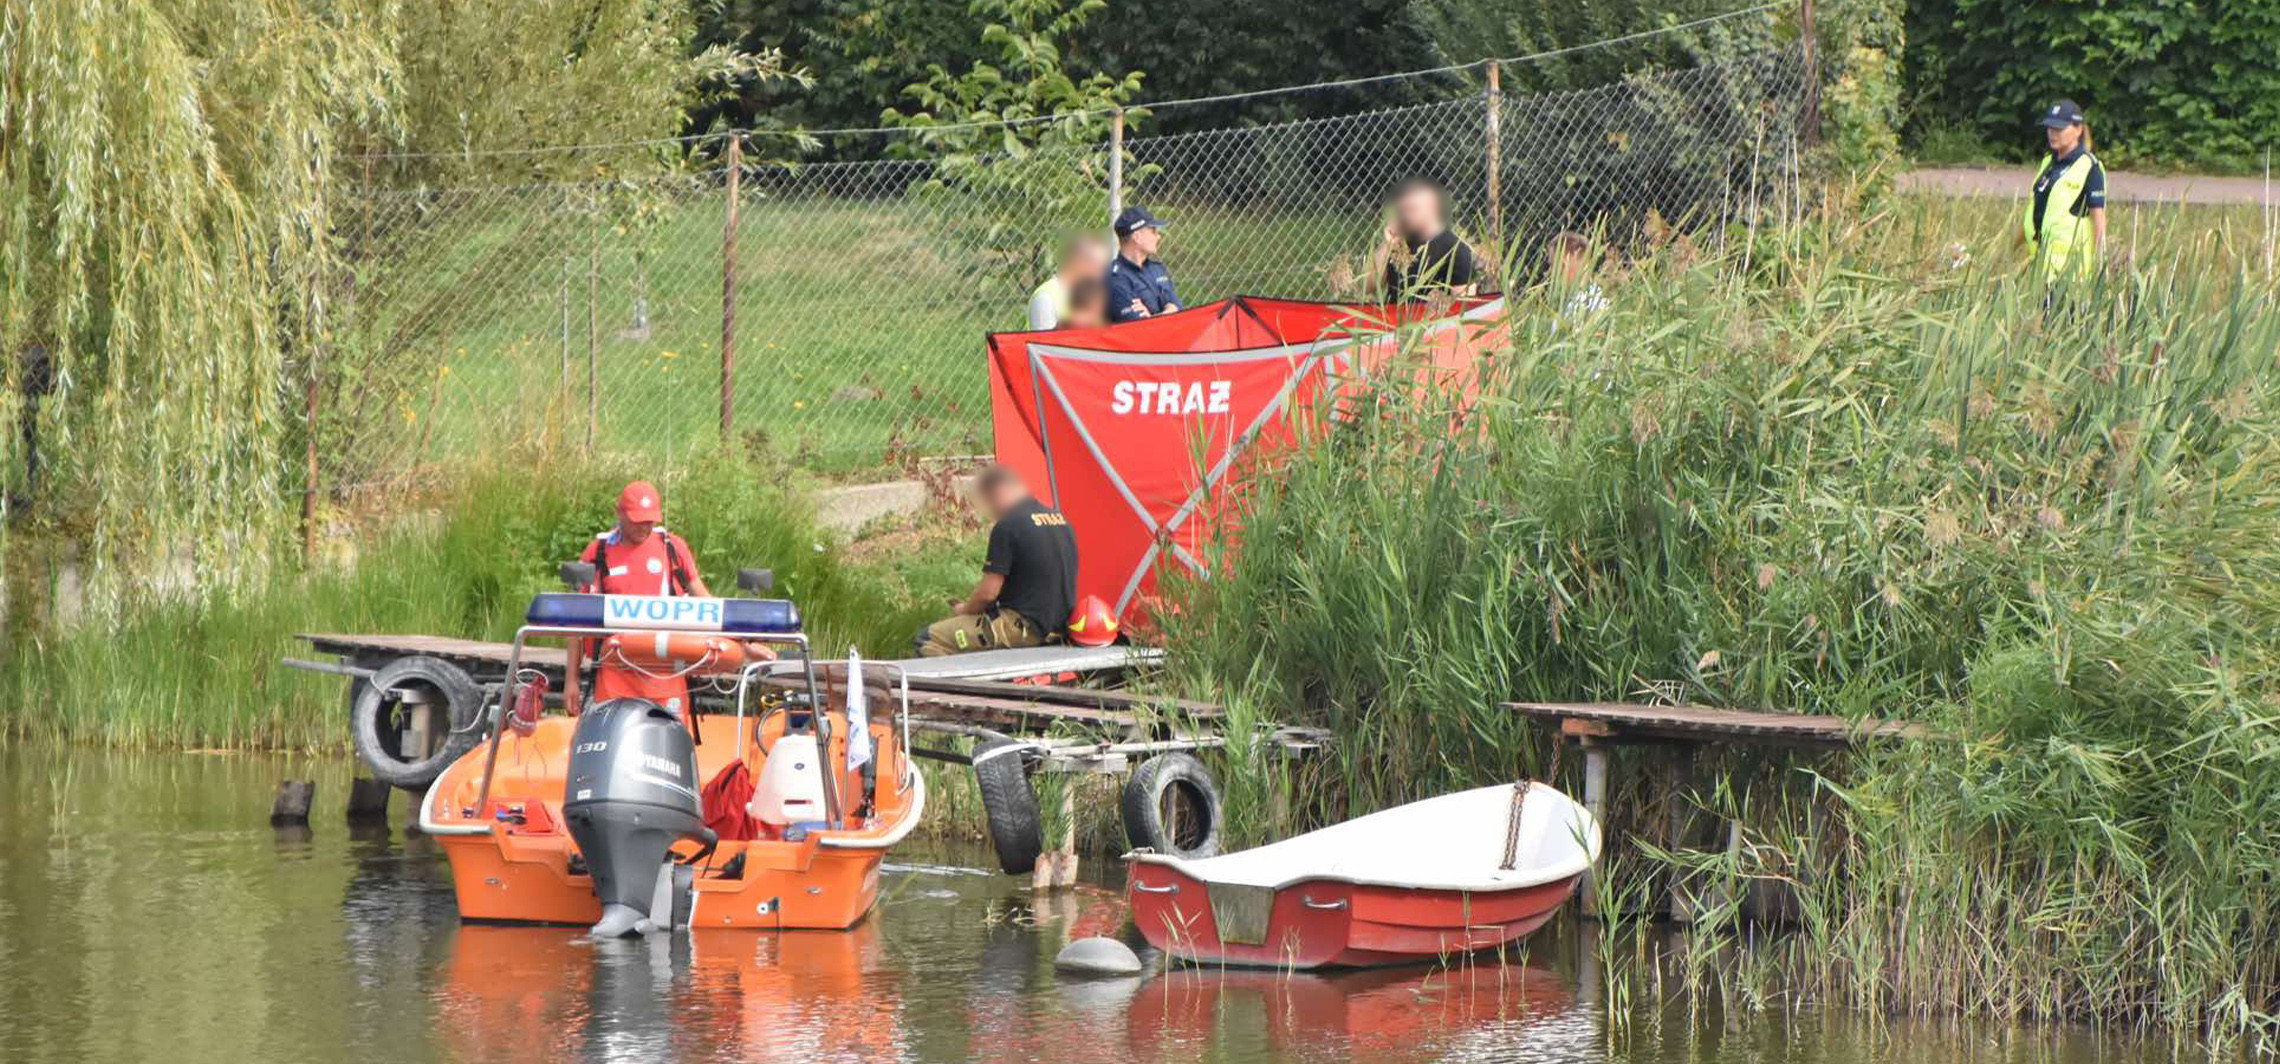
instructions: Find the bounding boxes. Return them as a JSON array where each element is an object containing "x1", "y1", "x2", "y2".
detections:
[{"x1": 914, "y1": 466, "x2": 1119, "y2": 657}]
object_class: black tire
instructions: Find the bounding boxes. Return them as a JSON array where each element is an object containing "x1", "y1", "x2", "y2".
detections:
[
  {"x1": 351, "y1": 656, "x2": 485, "y2": 792},
  {"x1": 1121, "y1": 753, "x2": 1222, "y2": 859},
  {"x1": 972, "y1": 737, "x2": 1044, "y2": 875}
]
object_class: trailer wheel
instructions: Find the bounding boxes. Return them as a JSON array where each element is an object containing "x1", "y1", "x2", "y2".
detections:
[
  {"x1": 1121, "y1": 753, "x2": 1222, "y2": 859},
  {"x1": 351, "y1": 656, "x2": 484, "y2": 792},
  {"x1": 972, "y1": 738, "x2": 1044, "y2": 875}
]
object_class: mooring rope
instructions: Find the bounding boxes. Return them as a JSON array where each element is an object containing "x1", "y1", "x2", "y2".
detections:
[{"x1": 1500, "y1": 737, "x2": 1563, "y2": 871}]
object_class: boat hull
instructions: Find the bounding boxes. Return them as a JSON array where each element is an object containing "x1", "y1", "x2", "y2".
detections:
[
  {"x1": 437, "y1": 833, "x2": 889, "y2": 931},
  {"x1": 1126, "y1": 866, "x2": 1582, "y2": 968},
  {"x1": 423, "y1": 710, "x2": 921, "y2": 931}
]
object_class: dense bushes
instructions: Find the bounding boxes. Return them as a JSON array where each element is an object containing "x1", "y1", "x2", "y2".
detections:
[{"x1": 1906, "y1": 0, "x2": 2280, "y2": 170}]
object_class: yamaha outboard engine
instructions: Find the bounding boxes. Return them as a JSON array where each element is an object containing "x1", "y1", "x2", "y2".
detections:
[{"x1": 562, "y1": 698, "x2": 715, "y2": 937}]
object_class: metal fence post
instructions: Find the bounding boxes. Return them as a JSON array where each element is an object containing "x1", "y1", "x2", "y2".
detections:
[
  {"x1": 1486, "y1": 62, "x2": 1503, "y2": 260},
  {"x1": 302, "y1": 332, "x2": 320, "y2": 562},
  {"x1": 1109, "y1": 108, "x2": 1125, "y2": 226},
  {"x1": 721, "y1": 132, "x2": 742, "y2": 445},
  {"x1": 560, "y1": 252, "x2": 570, "y2": 396},
  {"x1": 587, "y1": 192, "x2": 599, "y2": 457},
  {"x1": 1800, "y1": 0, "x2": 1819, "y2": 148}
]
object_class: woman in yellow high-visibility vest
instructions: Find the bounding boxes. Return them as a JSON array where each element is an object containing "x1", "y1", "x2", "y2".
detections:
[{"x1": 2022, "y1": 99, "x2": 2107, "y2": 280}]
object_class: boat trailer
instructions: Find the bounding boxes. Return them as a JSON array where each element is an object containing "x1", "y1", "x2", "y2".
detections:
[{"x1": 283, "y1": 634, "x2": 1328, "y2": 877}]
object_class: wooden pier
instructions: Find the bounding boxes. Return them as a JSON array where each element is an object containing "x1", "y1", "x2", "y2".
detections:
[
  {"x1": 290, "y1": 633, "x2": 1189, "y2": 735},
  {"x1": 1505, "y1": 701, "x2": 1930, "y2": 916}
]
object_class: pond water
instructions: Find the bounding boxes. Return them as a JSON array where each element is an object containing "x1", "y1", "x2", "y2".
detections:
[{"x1": 0, "y1": 746, "x2": 2180, "y2": 1064}]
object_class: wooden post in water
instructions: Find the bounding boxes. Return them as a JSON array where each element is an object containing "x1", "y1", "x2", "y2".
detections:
[
  {"x1": 1486, "y1": 61, "x2": 1503, "y2": 257},
  {"x1": 721, "y1": 132, "x2": 742, "y2": 445},
  {"x1": 271, "y1": 780, "x2": 316, "y2": 825},
  {"x1": 346, "y1": 777, "x2": 390, "y2": 823},
  {"x1": 1580, "y1": 738, "x2": 1608, "y2": 912}
]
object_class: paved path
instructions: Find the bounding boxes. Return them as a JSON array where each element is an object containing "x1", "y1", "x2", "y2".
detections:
[{"x1": 1904, "y1": 167, "x2": 2274, "y2": 206}]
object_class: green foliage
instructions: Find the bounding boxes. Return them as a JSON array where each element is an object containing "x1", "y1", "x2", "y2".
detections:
[
  {"x1": 360, "y1": 0, "x2": 802, "y2": 182},
  {"x1": 0, "y1": 458, "x2": 969, "y2": 747},
  {"x1": 0, "y1": 0, "x2": 786, "y2": 605},
  {"x1": 1906, "y1": 0, "x2": 2280, "y2": 171},
  {"x1": 1164, "y1": 195, "x2": 2280, "y2": 1032},
  {"x1": 692, "y1": 0, "x2": 991, "y2": 153},
  {"x1": 1814, "y1": 0, "x2": 1905, "y2": 188},
  {"x1": 1089, "y1": 0, "x2": 1441, "y2": 130},
  {"x1": 696, "y1": 0, "x2": 1441, "y2": 138},
  {"x1": 1408, "y1": 0, "x2": 1773, "y2": 90},
  {"x1": 0, "y1": 0, "x2": 395, "y2": 602},
  {"x1": 883, "y1": 0, "x2": 1147, "y2": 289}
]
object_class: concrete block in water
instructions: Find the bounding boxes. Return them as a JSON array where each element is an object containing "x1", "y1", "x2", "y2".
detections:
[{"x1": 1054, "y1": 936, "x2": 1142, "y2": 976}]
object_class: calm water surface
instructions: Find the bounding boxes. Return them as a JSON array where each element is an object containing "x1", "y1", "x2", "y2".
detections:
[{"x1": 0, "y1": 746, "x2": 2184, "y2": 1063}]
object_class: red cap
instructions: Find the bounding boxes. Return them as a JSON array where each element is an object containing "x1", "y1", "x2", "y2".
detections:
[{"x1": 617, "y1": 481, "x2": 663, "y2": 522}]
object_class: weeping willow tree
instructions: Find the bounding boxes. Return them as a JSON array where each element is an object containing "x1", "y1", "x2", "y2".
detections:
[
  {"x1": 0, "y1": 0, "x2": 795, "y2": 614},
  {"x1": 0, "y1": 0, "x2": 396, "y2": 607}
]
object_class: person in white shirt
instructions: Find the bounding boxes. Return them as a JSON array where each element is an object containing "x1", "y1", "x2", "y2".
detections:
[
  {"x1": 1027, "y1": 233, "x2": 1112, "y2": 330},
  {"x1": 1548, "y1": 231, "x2": 1608, "y2": 319}
]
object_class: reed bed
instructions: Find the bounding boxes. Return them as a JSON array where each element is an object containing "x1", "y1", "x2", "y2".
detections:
[
  {"x1": 1163, "y1": 193, "x2": 2280, "y2": 1040},
  {"x1": 0, "y1": 458, "x2": 963, "y2": 748}
]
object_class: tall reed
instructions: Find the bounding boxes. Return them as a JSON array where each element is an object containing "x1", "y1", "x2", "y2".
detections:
[
  {"x1": 1, "y1": 457, "x2": 963, "y2": 748},
  {"x1": 1164, "y1": 195, "x2": 2280, "y2": 1038}
]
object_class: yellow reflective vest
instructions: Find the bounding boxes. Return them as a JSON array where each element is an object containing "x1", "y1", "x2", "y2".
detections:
[{"x1": 2022, "y1": 152, "x2": 2100, "y2": 280}]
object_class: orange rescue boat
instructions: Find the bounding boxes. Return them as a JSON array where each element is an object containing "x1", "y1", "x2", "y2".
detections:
[{"x1": 420, "y1": 590, "x2": 925, "y2": 933}]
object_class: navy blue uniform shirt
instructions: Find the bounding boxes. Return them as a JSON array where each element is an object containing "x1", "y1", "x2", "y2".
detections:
[{"x1": 1106, "y1": 255, "x2": 1179, "y2": 323}]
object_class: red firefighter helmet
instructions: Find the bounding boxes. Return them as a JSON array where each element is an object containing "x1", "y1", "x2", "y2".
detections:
[{"x1": 1065, "y1": 595, "x2": 1120, "y2": 647}]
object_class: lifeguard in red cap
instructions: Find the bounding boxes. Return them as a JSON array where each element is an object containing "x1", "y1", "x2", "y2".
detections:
[{"x1": 576, "y1": 480, "x2": 739, "y2": 717}]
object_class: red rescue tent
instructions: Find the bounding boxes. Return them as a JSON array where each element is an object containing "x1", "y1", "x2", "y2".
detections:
[{"x1": 985, "y1": 296, "x2": 1503, "y2": 614}]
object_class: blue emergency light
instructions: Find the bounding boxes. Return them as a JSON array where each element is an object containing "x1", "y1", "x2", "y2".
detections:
[{"x1": 525, "y1": 592, "x2": 802, "y2": 634}]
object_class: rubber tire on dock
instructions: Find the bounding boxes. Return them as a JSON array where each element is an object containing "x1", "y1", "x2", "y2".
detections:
[
  {"x1": 1121, "y1": 753, "x2": 1222, "y2": 859},
  {"x1": 972, "y1": 738, "x2": 1044, "y2": 875},
  {"x1": 351, "y1": 656, "x2": 484, "y2": 792}
]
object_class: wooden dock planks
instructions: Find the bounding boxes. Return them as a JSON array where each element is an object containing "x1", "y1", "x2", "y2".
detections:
[
  {"x1": 1504, "y1": 701, "x2": 1928, "y2": 749},
  {"x1": 295, "y1": 632, "x2": 1211, "y2": 738}
]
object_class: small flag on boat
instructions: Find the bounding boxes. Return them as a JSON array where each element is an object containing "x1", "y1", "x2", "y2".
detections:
[{"x1": 845, "y1": 647, "x2": 872, "y2": 770}]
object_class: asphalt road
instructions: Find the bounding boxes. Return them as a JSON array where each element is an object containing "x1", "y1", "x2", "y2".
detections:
[{"x1": 1904, "y1": 167, "x2": 2276, "y2": 206}]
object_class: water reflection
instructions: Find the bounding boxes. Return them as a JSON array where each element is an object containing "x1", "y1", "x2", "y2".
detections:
[
  {"x1": 0, "y1": 747, "x2": 2210, "y2": 1064},
  {"x1": 1127, "y1": 964, "x2": 1583, "y2": 1063}
]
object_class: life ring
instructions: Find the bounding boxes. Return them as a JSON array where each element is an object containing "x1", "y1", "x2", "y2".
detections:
[
  {"x1": 350, "y1": 656, "x2": 485, "y2": 792},
  {"x1": 598, "y1": 632, "x2": 746, "y2": 675},
  {"x1": 972, "y1": 737, "x2": 1044, "y2": 875},
  {"x1": 1121, "y1": 752, "x2": 1222, "y2": 859}
]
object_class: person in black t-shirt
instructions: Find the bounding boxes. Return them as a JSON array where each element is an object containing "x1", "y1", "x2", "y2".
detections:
[
  {"x1": 1375, "y1": 176, "x2": 1479, "y2": 299},
  {"x1": 912, "y1": 465, "x2": 1080, "y2": 657}
]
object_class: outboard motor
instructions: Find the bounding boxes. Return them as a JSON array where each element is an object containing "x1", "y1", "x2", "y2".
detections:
[{"x1": 562, "y1": 698, "x2": 715, "y2": 937}]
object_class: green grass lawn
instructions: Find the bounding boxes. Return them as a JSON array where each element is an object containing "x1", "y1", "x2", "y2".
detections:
[{"x1": 350, "y1": 185, "x2": 1375, "y2": 479}]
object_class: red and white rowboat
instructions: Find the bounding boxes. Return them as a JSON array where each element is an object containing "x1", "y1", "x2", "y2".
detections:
[{"x1": 1126, "y1": 782, "x2": 1600, "y2": 968}]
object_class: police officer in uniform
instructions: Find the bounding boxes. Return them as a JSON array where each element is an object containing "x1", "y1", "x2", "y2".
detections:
[
  {"x1": 913, "y1": 466, "x2": 1078, "y2": 657},
  {"x1": 1106, "y1": 207, "x2": 1179, "y2": 323},
  {"x1": 2024, "y1": 99, "x2": 2106, "y2": 281}
]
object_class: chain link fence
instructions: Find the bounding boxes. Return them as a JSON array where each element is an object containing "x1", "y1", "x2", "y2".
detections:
[{"x1": 327, "y1": 39, "x2": 1803, "y2": 492}]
